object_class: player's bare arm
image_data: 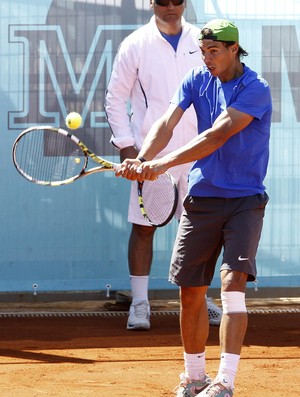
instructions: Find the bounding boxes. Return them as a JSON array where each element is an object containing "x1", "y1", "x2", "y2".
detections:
[
  {"x1": 134, "y1": 107, "x2": 254, "y2": 180},
  {"x1": 117, "y1": 104, "x2": 184, "y2": 180}
]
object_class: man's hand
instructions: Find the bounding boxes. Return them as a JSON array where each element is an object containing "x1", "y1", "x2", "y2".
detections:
[
  {"x1": 116, "y1": 158, "x2": 143, "y2": 180},
  {"x1": 116, "y1": 158, "x2": 168, "y2": 181}
]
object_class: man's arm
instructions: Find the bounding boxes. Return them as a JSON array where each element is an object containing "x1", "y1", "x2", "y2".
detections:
[
  {"x1": 120, "y1": 107, "x2": 254, "y2": 180},
  {"x1": 118, "y1": 103, "x2": 184, "y2": 179},
  {"x1": 105, "y1": 40, "x2": 137, "y2": 152},
  {"x1": 138, "y1": 104, "x2": 184, "y2": 160}
]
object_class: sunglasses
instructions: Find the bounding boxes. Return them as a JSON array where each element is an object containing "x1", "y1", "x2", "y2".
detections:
[{"x1": 154, "y1": 0, "x2": 185, "y2": 6}]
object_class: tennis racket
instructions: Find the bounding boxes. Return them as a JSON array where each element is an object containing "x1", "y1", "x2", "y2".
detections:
[
  {"x1": 137, "y1": 172, "x2": 178, "y2": 227},
  {"x1": 12, "y1": 125, "x2": 178, "y2": 226},
  {"x1": 12, "y1": 126, "x2": 120, "y2": 186}
]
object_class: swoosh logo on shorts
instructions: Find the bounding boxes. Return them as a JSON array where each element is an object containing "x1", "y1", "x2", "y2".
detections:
[{"x1": 238, "y1": 255, "x2": 249, "y2": 261}]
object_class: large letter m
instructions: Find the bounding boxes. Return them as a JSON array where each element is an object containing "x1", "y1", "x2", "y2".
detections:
[{"x1": 8, "y1": 24, "x2": 114, "y2": 129}]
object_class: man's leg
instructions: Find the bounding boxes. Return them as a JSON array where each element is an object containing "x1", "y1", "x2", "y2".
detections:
[
  {"x1": 219, "y1": 271, "x2": 248, "y2": 354},
  {"x1": 174, "y1": 286, "x2": 211, "y2": 396},
  {"x1": 180, "y1": 286, "x2": 209, "y2": 354},
  {"x1": 128, "y1": 223, "x2": 155, "y2": 276},
  {"x1": 217, "y1": 270, "x2": 248, "y2": 388},
  {"x1": 126, "y1": 223, "x2": 156, "y2": 330},
  {"x1": 198, "y1": 271, "x2": 248, "y2": 396}
]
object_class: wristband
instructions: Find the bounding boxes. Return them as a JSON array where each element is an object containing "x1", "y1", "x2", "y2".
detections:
[{"x1": 137, "y1": 156, "x2": 147, "y2": 163}]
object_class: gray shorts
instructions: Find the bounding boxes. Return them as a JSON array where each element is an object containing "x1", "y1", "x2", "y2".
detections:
[{"x1": 169, "y1": 193, "x2": 269, "y2": 286}]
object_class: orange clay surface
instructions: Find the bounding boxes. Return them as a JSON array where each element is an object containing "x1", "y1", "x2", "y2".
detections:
[{"x1": 0, "y1": 299, "x2": 299, "y2": 397}]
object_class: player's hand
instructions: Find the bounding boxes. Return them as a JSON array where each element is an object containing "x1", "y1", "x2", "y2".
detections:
[
  {"x1": 115, "y1": 158, "x2": 142, "y2": 180},
  {"x1": 116, "y1": 158, "x2": 168, "y2": 181},
  {"x1": 134, "y1": 160, "x2": 167, "y2": 181}
]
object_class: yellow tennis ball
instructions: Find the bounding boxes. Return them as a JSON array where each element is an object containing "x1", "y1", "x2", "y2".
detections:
[
  {"x1": 65, "y1": 112, "x2": 82, "y2": 130},
  {"x1": 75, "y1": 157, "x2": 81, "y2": 164}
]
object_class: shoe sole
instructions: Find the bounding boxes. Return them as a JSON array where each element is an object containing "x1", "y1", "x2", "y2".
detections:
[
  {"x1": 127, "y1": 323, "x2": 150, "y2": 330},
  {"x1": 209, "y1": 320, "x2": 221, "y2": 326}
]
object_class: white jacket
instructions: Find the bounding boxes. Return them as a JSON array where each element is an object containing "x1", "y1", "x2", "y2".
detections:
[{"x1": 105, "y1": 16, "x2": 203, "y2": 157}]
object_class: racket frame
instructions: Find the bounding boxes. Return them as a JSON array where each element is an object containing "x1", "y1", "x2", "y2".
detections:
[
  {"x1": 137, "y1": 172, "x2": 178, "y2": 227},
  {"x1": 12, "y1": 126, "x2": 120, "y2": 186}
]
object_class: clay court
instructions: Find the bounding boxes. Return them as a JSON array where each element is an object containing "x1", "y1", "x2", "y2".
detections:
[{"x1": 0, "y1": 298, "x2": 299, "y2": 396}]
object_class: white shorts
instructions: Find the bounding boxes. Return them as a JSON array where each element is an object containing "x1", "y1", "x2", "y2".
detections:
[{"x1": 128, "y1": 163, "x2": 192, "y2": 226}]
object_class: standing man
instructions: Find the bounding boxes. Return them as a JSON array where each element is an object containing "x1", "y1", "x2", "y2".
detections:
[
  {"x1": 106, "y1": 0, "x2": 221, "y2": 330},
  {"x1": 118, "y1": 19, "x2": 272, "y2": 397}
]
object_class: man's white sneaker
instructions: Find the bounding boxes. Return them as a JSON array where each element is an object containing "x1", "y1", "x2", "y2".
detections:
[
  {"x1": 126, "y1": 300, "x2": 150, "y2": 330},
  {"x1": 197, "y1": 377, "x2": 233, "y2": 397},
  {"x1": 174, "y1": 373, "x2": 211, "y2": 396},
  {"x1": 207, "y1": 298, "x2": 222, "y2": 326}
]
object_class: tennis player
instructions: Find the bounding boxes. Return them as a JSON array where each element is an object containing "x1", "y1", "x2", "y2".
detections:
[{"x1": 118, "y1": 19, "x2": 272, "y2": 397}]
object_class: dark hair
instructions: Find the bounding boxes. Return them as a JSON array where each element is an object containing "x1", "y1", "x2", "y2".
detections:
[{"x1": 223, "y1": 41, "x2": 249, "y2": 59}]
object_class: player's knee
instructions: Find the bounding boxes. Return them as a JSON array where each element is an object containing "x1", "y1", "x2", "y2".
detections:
[
  {"x1": 221, "y1": 270, "x2": 248, "y2": 291},
  {"x1": 180, "y1": 286, "x2": 207, "y2": 308},
  {"x1": 132, "y1": 223, "x2": 156, "y2": 238},
  {"x1": 221, "y1": 291, "x2": 247, "y2": 314}
]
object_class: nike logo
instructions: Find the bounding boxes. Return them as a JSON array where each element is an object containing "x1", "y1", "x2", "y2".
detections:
[
  {"x1": 189, "y1": 50, "x2": 198, "y2": 54},
  {"x1": 238, "y1": 255, "x2": 249, "y2": 261}
]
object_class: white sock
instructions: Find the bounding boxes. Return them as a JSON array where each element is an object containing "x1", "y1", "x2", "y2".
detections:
[
  {"x1": 130, "y1": 275, "x2": 149, "y2": 305},
  {"x1": 184, "y1": 352, "x2": 206, "y2": 381},
  {"x1": 217, "y1": 352, "x2": 240, "y2": 389}
]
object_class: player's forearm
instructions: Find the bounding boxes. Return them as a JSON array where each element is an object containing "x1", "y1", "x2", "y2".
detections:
[
  {"x1": 159, "y1": 108, "x2": 249, "y2": 170},
  {"x1": 155, "y1": 129, "x2": 224, "y2": 171},
  {"x1": 138, "y1": 108, "x2": 178, "y2": 161},
  {"x1": 138, "y1": 127, "x2": 172, "y2": 161}
]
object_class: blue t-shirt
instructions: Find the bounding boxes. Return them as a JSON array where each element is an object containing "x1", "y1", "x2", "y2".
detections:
[
  {"x1": 160, "y1": 31, "x2": 182, "y2": 52},
  {"x1": 171, "y1": 64, "x2": 272, "y2": 198}
]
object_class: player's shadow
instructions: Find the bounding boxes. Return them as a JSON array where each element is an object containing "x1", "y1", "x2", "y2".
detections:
[{"x1": 0, "y1": 348, "x2": 95, "y2": 364}]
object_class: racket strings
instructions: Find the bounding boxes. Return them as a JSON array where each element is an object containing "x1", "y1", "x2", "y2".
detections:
[
  {"x1": 14, "y1": 129, "x2": 85, "y2": 184},
  {"x1": 140, "y1": 173, "x2": 178, "y2": 226}
]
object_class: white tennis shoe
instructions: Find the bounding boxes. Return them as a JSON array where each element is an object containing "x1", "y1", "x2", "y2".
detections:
[
  {"x1": 197, "y1": 378, "x2": 233, "y2": 397},
  {"x1": 174, "y1": 373, "x2": 211, "y2": 396},
  {"x1": 126, "y1": 300, "x2": 150, "y2": 330},
  {"x1": 207, "y1": 297, "x2": 223, "y2": 326}
]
